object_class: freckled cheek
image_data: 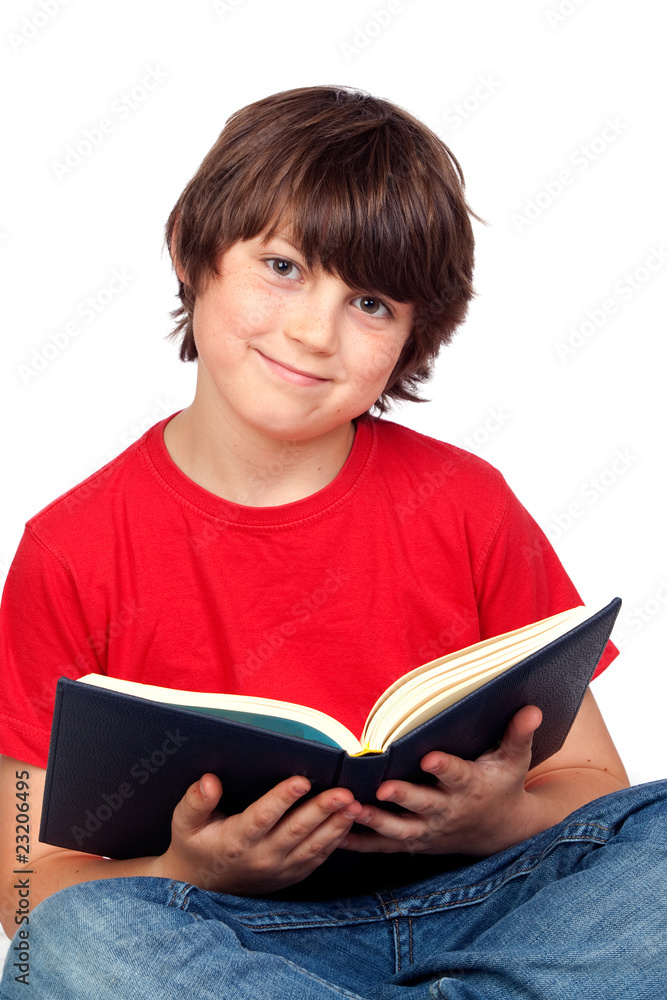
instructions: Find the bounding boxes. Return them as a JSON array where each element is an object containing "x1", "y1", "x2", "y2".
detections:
[
  {"x1": 197, "y1": 289, "x2": 279, "y2": 352},
  {"x1": 231, "y1": 291, "x2": 281, "y2": 341},
  {"x1": 356, "y1": 337, "x2": 406, "y2": 386}
]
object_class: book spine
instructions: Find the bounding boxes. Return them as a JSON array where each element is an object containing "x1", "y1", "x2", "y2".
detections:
[{"x1": 336, "y1": 753, "x2": 388, "y2": 802}]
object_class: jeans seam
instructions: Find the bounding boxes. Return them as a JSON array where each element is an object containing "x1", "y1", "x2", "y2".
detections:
[
  {"x1": 165, "y1": 880, "x2": 195, "y2": 911},
  {"x1": 230, "y1": 826, "x2": 617, "y2": 931},
  {"x1": 239, "y1": 914, "x2": 389, "y2": 930},
  {"x1": 390, "y1": 827, "x2": 612, "y2": 913},
  {"x1": 281, "y1": 956, "x2": 367, "y2": 999},
  {"x1": 237, "y1": 831, "x2": 612, "y2": 929},
  {"x1": 393, "y1": 918, "x2": 401, "y2": 973}
]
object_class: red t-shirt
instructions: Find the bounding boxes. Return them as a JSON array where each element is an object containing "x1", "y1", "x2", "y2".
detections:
[{"x1": 0, "y1": 413, "x2": 616, "y2": 768}]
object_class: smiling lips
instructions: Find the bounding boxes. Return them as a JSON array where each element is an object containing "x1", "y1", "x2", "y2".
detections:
[{"x1": 258, "y1": 350, "x2": 330, "y2": 387}]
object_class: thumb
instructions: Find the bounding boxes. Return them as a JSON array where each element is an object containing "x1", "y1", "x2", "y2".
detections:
[
  {"x1": 173, "y1": 773, "x2": 223, "y2": 832},
  {"x1": 498, "y1": 704, "x2": 543, "y2": 764}
]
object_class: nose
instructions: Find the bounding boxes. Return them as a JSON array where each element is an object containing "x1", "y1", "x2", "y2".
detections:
[{"x1": 284, "y1": 287, "x2": 342, "y2": 355}]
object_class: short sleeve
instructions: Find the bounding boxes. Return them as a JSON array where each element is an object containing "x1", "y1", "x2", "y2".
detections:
[
  {"x1": 472, "y1": 478, "x2": 617, "y2": 679},
  {"x1": 0, "y1": 526, "x2": 99, "y2": 767}
]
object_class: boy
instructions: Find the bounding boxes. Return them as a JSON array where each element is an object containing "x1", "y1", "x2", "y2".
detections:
[{"x1": 1, "y1": 85, "x2": 665, "y2": 998}]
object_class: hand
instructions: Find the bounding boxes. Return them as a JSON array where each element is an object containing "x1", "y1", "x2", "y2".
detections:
[
  {"x1": 150, "y1": 773, "x2": 364, "y2": 895},
  {"x1": 341, "y1": 705, "x2": 544, "y2": 857}
]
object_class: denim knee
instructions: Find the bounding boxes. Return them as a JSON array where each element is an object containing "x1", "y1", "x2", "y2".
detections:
[{"x1": 1, "y1": 877, "x2": 200, "y2": 999}]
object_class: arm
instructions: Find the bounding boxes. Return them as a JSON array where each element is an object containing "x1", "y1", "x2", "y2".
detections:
[
  {"x1": 340, "y1": 687, "x2": 630, "y2": 857},
  {"x1": 0, "y1": 756, "x2": 171, "y2": 938},
  {"x1": 0, "y1": 754, "x2": 364, "y2": 937}
]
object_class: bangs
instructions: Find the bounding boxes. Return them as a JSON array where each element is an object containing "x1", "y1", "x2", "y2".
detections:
[
  {"x1": 166, "y1": 86, "x2": 477, "y2": 410},
  {"x1": 257, "y1": 148, "x2": 448, "y2": 309},
  {"x1": 214, "y1": 108, "x2": 469, "y2": 313}
]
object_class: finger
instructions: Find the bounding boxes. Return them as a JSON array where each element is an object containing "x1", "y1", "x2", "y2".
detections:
[
  {"x1": 494, "y1": 705, "x2": 542, "y2": 765},
  {"x1": 277, "y1": 788, "x2": 358, "y2": 848},
  {"x1": 283, "y1": 808, "x2": 358, "y2": 866},
  {"x1": 418, "y1": 751, "x2": 474, "y2": 791},
  {"x1": 505, "y1": 704, "x2": 543, "y2": 744},
  {"x1": 375, "y1": 778, "x2": 444, "y2": 815},
  {"x1": 345, "y1": 801, "x2": 427, "y2": 844},
  {"x1": 339, "y1": 826, "x2": 420, "y2": 854},
  {"x1": 172, "y1": 773, "x2": 223, "y2": 835},
  {"x1": 240, "y1": 776, "x2": 313, "y2": 844}
]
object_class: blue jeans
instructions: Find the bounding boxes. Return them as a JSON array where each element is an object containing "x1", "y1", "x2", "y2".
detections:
[{"x1": 3, "y1": 780, "x2": 667, "y2": 999}]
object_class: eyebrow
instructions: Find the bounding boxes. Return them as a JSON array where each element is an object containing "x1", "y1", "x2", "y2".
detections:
[
  {"x1": 256, "y1": 232, "x2": 312, "y2": 271},
  {"x1": 258, "y1": 232, "x2": 300, "y2": 253},
  {"x1": 255, "y1": 232, "x2": 413, "y2": 313}
]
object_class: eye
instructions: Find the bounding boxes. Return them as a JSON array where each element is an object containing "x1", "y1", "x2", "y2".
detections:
[
  {"x1": 352, "y1": 295, "x2": 392, "y2": 319},
  {"x1": 262, "y1": 257, "x2": 301, "y2": 281}
]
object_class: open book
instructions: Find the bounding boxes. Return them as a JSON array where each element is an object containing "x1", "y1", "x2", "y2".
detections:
[
  {"x1": 78, "y1": 601, "x2": 612, "y2": 755},
  {"x1": 39, "y1": 598, "x2": 620, "y2": 860}
]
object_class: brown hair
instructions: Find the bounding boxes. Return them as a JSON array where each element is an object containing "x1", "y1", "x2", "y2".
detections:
[{"x1": 165, "y1": 85, "x2": 479, "y2": 413}]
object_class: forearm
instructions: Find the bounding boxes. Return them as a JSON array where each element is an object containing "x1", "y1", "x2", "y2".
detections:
[
  {"x1": 468, "y1": 766, "x2": 631, "y2": 858},
  {"x1": 519, "y1": 766, "x2": 630, "y2": 839},
  {"x1": 1, "y1": 850, "x2": 162, "y2": 937}
]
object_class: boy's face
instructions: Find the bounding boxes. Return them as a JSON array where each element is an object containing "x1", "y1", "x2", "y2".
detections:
[{"x1": 186, "y1": 228, "x2": 414, "y2": 444}]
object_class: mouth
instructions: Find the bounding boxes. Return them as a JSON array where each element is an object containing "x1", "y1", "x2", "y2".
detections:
[{"x1": 257, "y1": 351, "x2": 331, "y2": 387}]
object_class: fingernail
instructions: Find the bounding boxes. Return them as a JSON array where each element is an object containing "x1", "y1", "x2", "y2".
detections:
[{"x1": 340, "y1": 839, "x2": 349, "y2": 849}]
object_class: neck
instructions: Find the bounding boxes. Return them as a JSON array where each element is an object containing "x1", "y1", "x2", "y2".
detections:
[{"x1": 163, "y1": 403, "x2": 357, "y2": 507}]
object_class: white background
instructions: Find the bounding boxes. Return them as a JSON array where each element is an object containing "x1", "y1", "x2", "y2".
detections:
[{"x1": 1, "y1": 0, "x2": 665, "y2": 960}]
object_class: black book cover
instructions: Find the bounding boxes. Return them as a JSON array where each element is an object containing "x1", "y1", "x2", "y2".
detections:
[{"x1": 39, "y1": 598, "x2": 621, "y2": 861}]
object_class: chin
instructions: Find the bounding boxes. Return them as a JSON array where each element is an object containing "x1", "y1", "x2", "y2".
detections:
[{"x1": 249, "y1": 413, "x2": 342, "y2": 443}]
